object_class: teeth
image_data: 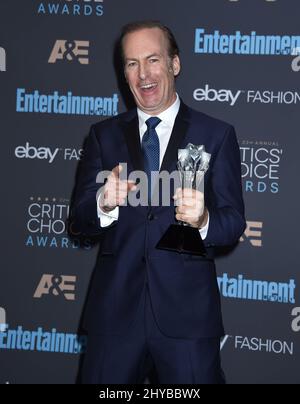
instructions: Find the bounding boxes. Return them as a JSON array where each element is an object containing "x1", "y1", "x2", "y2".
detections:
[{"x1": 141, "y1": 83, "x2": 156, "y2": 89}]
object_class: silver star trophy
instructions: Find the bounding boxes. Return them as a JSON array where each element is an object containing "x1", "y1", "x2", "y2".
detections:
[{"x1": 156, "y1": 143, "x2": 211, "y2": 256}]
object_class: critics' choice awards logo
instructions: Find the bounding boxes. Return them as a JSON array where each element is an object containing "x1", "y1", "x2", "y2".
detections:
[
  {"x1": 0, "y1": 47, "x2": 6, "y2": 72},
  {"x1": 25, "y1": 197, "x2": 92, "y2": 250},
  {"x1": 240, "y1": 221, "x2": 263, "y2": 247},
  {"x1": 193, "y1": 84, "x2": 300, "y2": 106},
  {"x1": 291, "y1": 307, "x2": 300, "y2": 332},
  {"x1": 49, "y1": 40, "x2": 89, "y2": 65},
  {"x1": 221, "y1": 335, "x2": 294, "y2": 356},
  {"x1": 15, "y1": 142, "x2": 83, "y2": 164},
  {"x1": 34, "y1": 274, "x2": 77, "y2": 301},
  {"x1": 37, "y1": 0, "x2": 104, "y2": 17},
  {"x1": 240, "y1": 140, "x2": 283, "y2": 194}
]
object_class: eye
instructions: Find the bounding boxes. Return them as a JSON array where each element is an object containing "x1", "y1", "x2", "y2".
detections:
[
  {"x1": 127, "y1": 61, "x2": 137, "y2": 68},
  {"x1": 149, "y1": 58, "x2": 159, "y2": 63}
]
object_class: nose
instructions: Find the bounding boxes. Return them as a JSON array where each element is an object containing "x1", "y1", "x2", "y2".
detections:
[{"x1": 138, "y1": 62, "x2": 147, "y2": 80}]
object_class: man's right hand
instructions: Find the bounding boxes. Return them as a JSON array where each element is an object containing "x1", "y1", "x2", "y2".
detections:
[{"x1": 99, "y1": 164, "x2": 137, "y2": 213}]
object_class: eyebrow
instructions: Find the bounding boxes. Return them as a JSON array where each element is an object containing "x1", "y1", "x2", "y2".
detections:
[{"x1": 125, "y1": 53, "x2": 161, "y2": 62}]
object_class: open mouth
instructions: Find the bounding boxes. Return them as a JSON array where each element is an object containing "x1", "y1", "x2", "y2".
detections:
[{"x1": 140, "y1": 83, "x2": 158, "y2": 92}]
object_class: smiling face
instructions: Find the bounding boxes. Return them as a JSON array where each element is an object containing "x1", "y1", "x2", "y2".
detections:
[{"x1": 122, "y1": 27, "x2": 180, "y2": 115}]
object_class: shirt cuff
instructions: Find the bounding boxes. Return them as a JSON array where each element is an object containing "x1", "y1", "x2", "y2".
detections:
[
  {"x1": 97, "y1": 193, "x2": 119, "y2": 227},
  {"x1": 199, "y1": 211, "x2": 209, "y2": 240}
]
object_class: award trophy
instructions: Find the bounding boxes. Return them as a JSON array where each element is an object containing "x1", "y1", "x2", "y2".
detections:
[{"x1": 156, "y1": 143, "x2": 211, "y2": 256}]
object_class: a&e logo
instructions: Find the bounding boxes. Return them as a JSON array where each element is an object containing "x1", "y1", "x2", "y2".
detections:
[
  {"x1": 0, "y1": 307, "x2": 7, "y2": 331},
  {"x1": 0, "y1": 47, "x2": 6, "y2": 71},
  {"x1": 34, "y1": 274, "x2": 77, "y2": 301},
  {"x1": 48, "y1": 40, "x2": 90, "y2": 65},
  {"x1": 240, "y1": 221, "x2": 263, "y2": 247},
  {"x1": 291, "y1": 307, "x2": 300, "y2": 332}
]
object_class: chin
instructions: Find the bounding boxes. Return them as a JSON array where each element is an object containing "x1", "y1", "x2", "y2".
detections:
[{"x1": 138, "y1": 101, "x2": 157, "y2": 111}]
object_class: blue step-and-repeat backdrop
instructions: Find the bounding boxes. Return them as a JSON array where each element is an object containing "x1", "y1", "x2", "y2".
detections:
[{"x1": 0, "y1": 0, "x2": 299, "y2": 384}]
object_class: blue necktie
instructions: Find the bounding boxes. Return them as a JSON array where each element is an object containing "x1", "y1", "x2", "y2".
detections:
[{"x1": 142, "y1": 117, "x2": 161, "y2": 201}]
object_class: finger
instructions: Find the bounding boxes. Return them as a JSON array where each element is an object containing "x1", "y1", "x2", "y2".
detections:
[
  {"x1": 127, "y1": 181, "x2": 137, "y2": 192},
  {"x1": 107, "y1": 178, "x2": 129, "y2": 190},
  {"x1": 179, "y1": 197, "x2": 196, "y2": 207},
  {"x1": 176, "y1": 195, "x2": 198, "y2": 207},
  {"x1": 176, "y1": 212, "x2": 197, "y2": 223},
  {"x1": 117, "y1": 187, "x2": 131, "y2": 197},
  {"x1": 115, "y1": 181, "x2": 129, "y2": 192},
  {"x1": 194, "y1": 191, "x2": 204, "y2": 203},
  {"x1": 102, "y1": 195, "x2": 117, "y2": 209},
  {"x1": 173, "y1": 188, "x2": 182, "y2": 199},
  {"x1": 182, "y1": 189, "x2": 204, "y2": 200},
  {"x1": 181, "y1": 188, "x2": 197, "y2": 198},
  {"x1": 176, "y1": 206, "x2": 198, "y2": 216},
  {"x1": 176, "y1": 205, "x2": 187, "y2": 215},
  {"x1": 176, "y1": 213, "x2": 194, "y2": 222},
  {"x1": 174, "y1": 188, "x2": 198, "y2": 200},
  {"x1": 114, "y1": 181, "x2": 137, "y2": 193},
  {"x1": 111, "y1": 164, "x2": 123, "y2": 179}
]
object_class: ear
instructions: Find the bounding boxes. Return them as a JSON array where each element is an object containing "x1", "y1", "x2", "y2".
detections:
[{"x1": 172, "y1": 55, "x2": 181, "y2": 77}]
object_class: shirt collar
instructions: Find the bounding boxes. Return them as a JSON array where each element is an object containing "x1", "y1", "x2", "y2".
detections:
[{"x1": 137, "y1": 93, "x2": 180, "y2": 129}]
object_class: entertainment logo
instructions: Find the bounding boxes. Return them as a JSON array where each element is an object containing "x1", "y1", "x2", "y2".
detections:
[
  {"x1": 16, "y1": 88, "x2": 119, "y2": 116},
  {"x1": 0, "y1": 322, "x2": 87, "y2": 354},
  {"x1": 240, "y1": 140, "x2": 283, "y2": 194},
  {"x1": 194, "y1": 28, "x2": 300, "y2": 56},
  {"x1": 25, "y1": 196, "x2": 92, "y2": 250},
  {"x1": 195, "y1": 28, "x2": 300, "y2": 71},
  {"x1": 218, "y1": 273, "x2": 296, "y2": 304},
  {"x1": 37, "y1": 0, "x2": 104, "y2": 17}
]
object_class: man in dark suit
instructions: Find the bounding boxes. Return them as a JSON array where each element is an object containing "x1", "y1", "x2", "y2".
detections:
[{"x1": 73, "y1": 21, "x2": 246, "y2": 384}]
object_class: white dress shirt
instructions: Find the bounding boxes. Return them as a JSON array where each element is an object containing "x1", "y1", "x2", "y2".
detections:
[{"x1": 97, "y1": 94, "x2": 209, "y2": 239}]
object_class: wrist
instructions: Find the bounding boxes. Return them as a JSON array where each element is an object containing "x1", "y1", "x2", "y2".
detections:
[{"x1": 198, "y1": 208, "x2": 208, "y2": 229}]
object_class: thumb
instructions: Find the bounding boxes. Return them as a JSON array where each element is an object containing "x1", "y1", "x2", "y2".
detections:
[{"x1": 127, "y1": 181, "x2": 137, "y2": 191}]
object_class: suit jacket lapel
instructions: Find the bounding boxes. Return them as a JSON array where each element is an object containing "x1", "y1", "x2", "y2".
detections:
[
  {"x1": 121, "y1": 110, "x2": 145, "y2": 173},
  {"x1": 159, "y1": 101, "x2": 190, "y2": 173},
  {"x1": 152, "y1": 102, "x2": 191, "y2": 210}
]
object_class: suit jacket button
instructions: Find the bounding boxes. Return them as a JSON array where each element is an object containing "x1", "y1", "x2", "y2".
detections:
[{"x1": 147, "y1": 213, "x2": 155, "y2": 221}]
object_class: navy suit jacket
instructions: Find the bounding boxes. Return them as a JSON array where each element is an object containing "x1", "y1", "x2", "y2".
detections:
[{"x1": 72, "y1": 102, "x2": 246, "y2": 338}]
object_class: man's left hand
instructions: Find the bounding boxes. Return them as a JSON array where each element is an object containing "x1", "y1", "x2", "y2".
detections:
[{"x1": 173, "y1": 188, "x2": 208, "y2": 229}]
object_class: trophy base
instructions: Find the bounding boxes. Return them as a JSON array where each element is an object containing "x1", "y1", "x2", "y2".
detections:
[{"x1": 156, "y1": 224, "x2": 207, "y2": 256}]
